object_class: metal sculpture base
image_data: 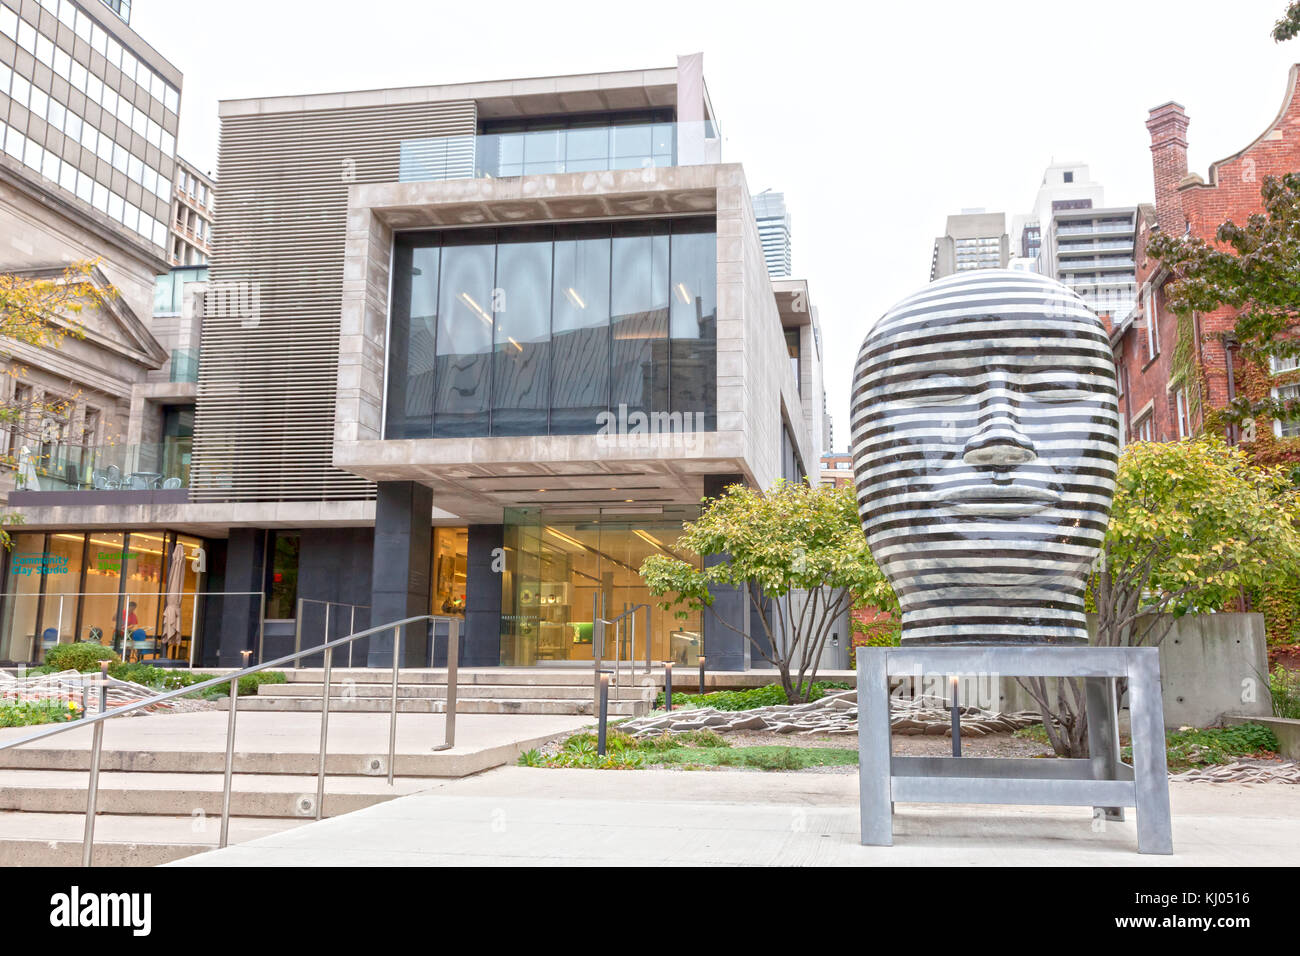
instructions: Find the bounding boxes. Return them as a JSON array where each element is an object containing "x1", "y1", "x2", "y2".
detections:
[{"x1": 857, "y1": 645, "x2": 1173, "y2": 855}]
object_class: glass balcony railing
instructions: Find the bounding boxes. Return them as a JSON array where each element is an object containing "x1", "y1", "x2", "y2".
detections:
[
  {"x1": 13, "y1": 442, "x2": 190, "y2": 493},
  {"x1": 399, "y1": 121, "x2": 721, "y2": 184}
]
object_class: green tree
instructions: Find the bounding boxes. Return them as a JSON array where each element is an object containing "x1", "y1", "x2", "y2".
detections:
[
  {"x1": 1275, "y1": 2, "x2": 1300, "y2": 42},
  {"x1": 0, "y1": 261, "x2": 115, "y2": 546},
  {"x1": 1025, "y1": 437, "x2": 1300, "y2": 756},
  {"x1": 639, "y1": 480, "x2": 896, "y2": 704},
  {"x1": 1146, "y1": 173, "x2": 1300, "y2": 425}
]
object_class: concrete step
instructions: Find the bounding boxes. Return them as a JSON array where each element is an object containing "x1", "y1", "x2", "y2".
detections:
[
  {"x1": 0, "y1": 711, "x2": 589, "y2": 778},
  {"x1": 234, "y1": 694, "x2": 648, "y2": 717},
  {"x1": 279, "y1": 667, "x2": 666, "y2": 687},
  {"x1": 0, "y1": 769, "x2": 431, "y2": 818},
  {"x1": 0, "y1": 811, "x2": 308, "y2": 866},
  {"x1": 267, "y1": 681, "x2": 649, "y2": 701}
]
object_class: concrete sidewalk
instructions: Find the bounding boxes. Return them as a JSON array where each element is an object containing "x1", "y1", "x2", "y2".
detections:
[{"x1": 169, "y1": 767, "x2": 1300, "y2": 866}]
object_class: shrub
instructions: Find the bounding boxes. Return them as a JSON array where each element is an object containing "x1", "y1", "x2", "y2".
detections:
[
  {"x1": 655, "y1": 681, "x2": 843, "y2": 711},
  {"x1": 1270, "y1": 666, "x2": 1300, "y2": 719},
  {"x1": 0, "y1": 698, "x2": 82, "y2": 727},
  {"x1": 43, "y1": 643, "x2": 119, "y2": 673}
]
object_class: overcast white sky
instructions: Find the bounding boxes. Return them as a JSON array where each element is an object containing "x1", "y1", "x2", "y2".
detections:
[{"x1": 129, "y1": 0, "x2": 1300, "y2": 449}]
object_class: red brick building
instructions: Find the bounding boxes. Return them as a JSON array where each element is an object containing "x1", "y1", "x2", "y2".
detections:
[{"x1": 1113, "y1": 65, "x2": 1300, "y2": 454}]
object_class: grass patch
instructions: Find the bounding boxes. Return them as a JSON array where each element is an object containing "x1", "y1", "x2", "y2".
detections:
[
  {"x1": 657, "y1": 745, "x2": 857, "y2": 771},
  {"x1": 518, "y1": 726, "x2": 853, "y2": 771},
  {"x1": 656, "y1": 681, "x2": 853, "y2": 711}
]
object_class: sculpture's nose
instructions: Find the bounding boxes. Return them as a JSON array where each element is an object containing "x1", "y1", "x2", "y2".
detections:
[{"x1": 963, "y1": 408, "x2": 1037, "y2": 468}]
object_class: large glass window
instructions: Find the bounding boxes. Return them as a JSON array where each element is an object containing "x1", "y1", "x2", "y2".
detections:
[
  {"x1": 385, "y1": 240, "x2": 439, "y2": 438},
  {"x1": 385, "y1": 219, "x2": 716, "y2": 439},
  {"x1": 669, "y1": 220, "x2": 718, "y2": 427},
  {"x1": 433, "y1": 232, "x2": 496, "y2": 437},
  {"x1": 492, "y1": 227, "x2": 553, "y2": 436},
  {"x1": 611, "y1": 221, "x2": 671, "y2": 420},
  {"x1": 482, "y1": 110, "x2": 675, "y2": 178},
  {"x1": 551, "y1": 224, "x2": 611, "y2": 434}
]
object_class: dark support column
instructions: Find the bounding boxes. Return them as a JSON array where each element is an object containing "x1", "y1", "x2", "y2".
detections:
[
  {"x1": 463, "y1": 525, "x2": 504, "y2": 667},
  {"x1": 368, "y1": 482, "x2": 432, "y2": 667},
  {"x1": 219, "y1": 528, "x2": 264, "y2": 667},
  {"x1": 701, "y1": 474, "x2": 752, "y2": 672}
]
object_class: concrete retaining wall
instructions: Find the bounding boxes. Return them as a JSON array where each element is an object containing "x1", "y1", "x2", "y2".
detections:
[{"x1": 999, "y1": 612, "x2": 1271, "y2": 728}]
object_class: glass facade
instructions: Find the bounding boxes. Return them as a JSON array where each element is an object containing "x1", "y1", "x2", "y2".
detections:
[
  {"x1": 431, "y1": 527, "x2": 468, "y2": 616},
  {"x1": 386, "y1": 218, "x2": 717, "y2": 439},
  {"x1": 481, "y1": 110, "x2": 675, "y2": 177},
  {"x1": 0, "y1": 530, "x2": 202, "y2": 663},
  {"x1": 0, "y1": 0, "x2": 180, "y2": 250},
  {"x1": 500, "y1": 508, "x2": 703, "y2": 667}
]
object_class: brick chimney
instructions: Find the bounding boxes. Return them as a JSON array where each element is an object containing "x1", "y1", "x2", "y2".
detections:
[{"x1": 1146, "y1": 102, "x2": 1190, "y2": 234}]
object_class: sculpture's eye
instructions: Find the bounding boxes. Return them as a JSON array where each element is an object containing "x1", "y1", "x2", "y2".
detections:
[
  {"x1": 1024, "y1": 375, "x2": 1097, "y2": 403},
  {"x1": 895, "y1": 374, "x2": 977, "y2": 406}
]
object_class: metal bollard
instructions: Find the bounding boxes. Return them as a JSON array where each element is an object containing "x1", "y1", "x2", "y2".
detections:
[
  {"x1": 597, "y1": 671, "x2": 611, "y2": 755},
  {"x1": 698, "y1": 655, "x2": 707, "y2": 695},
  {"x1": 664, "y1": 661, "x2": 673, "y2": 712},
  {"x1": 950, "y1": 675, "x2": 961, "y2": 758}
]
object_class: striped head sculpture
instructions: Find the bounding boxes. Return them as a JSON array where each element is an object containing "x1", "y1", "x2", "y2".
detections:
[{"x1": 851, "y1": 270, "x2": 1120, "y2": 645}]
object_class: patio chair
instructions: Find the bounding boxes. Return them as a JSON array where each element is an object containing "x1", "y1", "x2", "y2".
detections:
[
  {"x1": 129, "y1": 628, "x2": 159, "y2": 662},
  {"x1": 105, "y1": 465, "x2": 122, "y2": 488},
  {"x1": 161, "y1": 477, "x2": 182, "y2": 489}
]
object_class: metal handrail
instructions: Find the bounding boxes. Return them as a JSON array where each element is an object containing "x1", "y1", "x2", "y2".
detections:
[
  {"x1": 286, "y1": 596, "x2": 372, "y2": 667},
  {"x1": 591, "y1": 603, "x2": 652, "y2": 704},
  {"x1": 0, "y1": 612, "x2": 460, "y2": 867}
]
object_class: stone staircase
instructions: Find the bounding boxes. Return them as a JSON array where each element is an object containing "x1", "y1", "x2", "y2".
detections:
[
  {"x1": 234, "y1": 667, "x2": 658, "y2": 717},
  {"x1": 0, "y1": 708, "x2": 585, "y2": 866}
]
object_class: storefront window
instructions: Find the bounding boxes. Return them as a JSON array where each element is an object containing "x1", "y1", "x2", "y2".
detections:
[
  {"x1": 267, "y1": 533, "x2": 300, "y2": 620},
  {"x1": 500, "y1": 508, "x2": 702, "y2": 666},
  {"x1": 0, "y1": 532, "x2": 46, "y2": 662},
  {"x1": 81, "y1": 532, "x2": 126, "y2": 650},
  {"x1": 431, "y1": 528, "x2": 468, "y2": 616},
  {"x1": 43, "y1": 533, "x2": 86, "y2": 650},
  {"x1": 0, "y1": 530, "x2": 207, "y2": 664}
]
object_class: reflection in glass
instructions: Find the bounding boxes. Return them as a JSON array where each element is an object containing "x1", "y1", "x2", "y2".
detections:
[
  {"x1": 385, "y1": 219, "x2": 715, "y2": 439},
  {"x1": 434, "y1": 233, "x2": 496, "y2": 437},
  {"x1": 610, "y1": 222, "x2": 670, "y2": 419},
  {"x1": 492, "y1": 228, "x2": 552, "y2": 435},
  {"x1": 551, "y1": 224, "x2": 611, "y2": 434},
  {"x1": 386, "y1": 239, "x2": 440, "y2": 438},
  {"x1": 669, "y1": 223, "x2": 718, "y2": 427}
]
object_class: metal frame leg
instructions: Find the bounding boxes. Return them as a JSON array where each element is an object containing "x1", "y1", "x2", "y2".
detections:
[
  {"x1": 1127, "y1": 648, "x2": 1173, "y2": 855},
  {"x1": 1085, "y1": 676, "x2": 1124, "y2": 822},
  {"x1": 858, "y1": 649, "x2": 893, "y2": 846}
]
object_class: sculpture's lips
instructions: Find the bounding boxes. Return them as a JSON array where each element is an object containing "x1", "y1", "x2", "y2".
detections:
[{"x1": 936, "y1": 482, "x2": 1062, "y2": 515}]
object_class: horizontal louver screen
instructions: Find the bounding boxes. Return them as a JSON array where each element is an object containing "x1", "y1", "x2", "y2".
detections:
[{"x1": 193, "y1": 99, "x2": 477, "y2": 502}]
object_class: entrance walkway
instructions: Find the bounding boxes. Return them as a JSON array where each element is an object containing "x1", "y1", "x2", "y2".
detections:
[{"x1": 169, "y1": 766, "x2": 1300, "y2": 866}]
